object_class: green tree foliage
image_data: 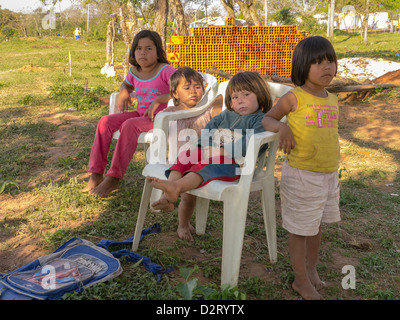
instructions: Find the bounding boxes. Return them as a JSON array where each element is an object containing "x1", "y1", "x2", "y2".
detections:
[
  {"x1": 271, "y1": 7, "x2": 296, "y2": 25},
  {"x1": 1, "y1": 25, "x2": 16, "y2": 39}
]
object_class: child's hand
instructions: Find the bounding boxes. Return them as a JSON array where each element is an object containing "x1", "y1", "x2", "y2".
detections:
[
  {"x1": 278, "y1": 125, "x2": 295, "y2": 154},
  {"x1": 144, "y1": 100, "x2": 160, "y2": 121},
  {"x1": 144, "y1": 93, "x2": 172, "y2": 120},
  {"x1": 262, "y1": 92, "x2": 297, "y2": 155},
  {"x1": 117, "y1": 90, "x2": 131, "y2": 113}
]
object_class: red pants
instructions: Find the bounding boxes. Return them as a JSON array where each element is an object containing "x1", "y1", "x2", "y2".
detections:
[
  {"x1": 168, "y1": 148, "x2": 240, "y2": 188},
  {"x1": 88, "y1": 111, "x2": 153, "y2": 179}
]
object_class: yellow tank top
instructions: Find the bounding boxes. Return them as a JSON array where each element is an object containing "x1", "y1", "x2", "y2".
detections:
[{"x1": 286, "y1": 87, "x2": 340, "y2": 172}]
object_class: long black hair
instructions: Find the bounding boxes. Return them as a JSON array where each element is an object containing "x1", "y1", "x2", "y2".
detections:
[
  {"x1": 128, "y1": 30, "x2": 169, "y2": 71},
  {"x1": 291, "y1": 36, "x2": 337, "y2": 86}
]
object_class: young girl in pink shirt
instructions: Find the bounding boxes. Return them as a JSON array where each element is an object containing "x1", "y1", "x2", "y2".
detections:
[{"x1": 83, "y1": 30, "x2": 175, "y2": 197}]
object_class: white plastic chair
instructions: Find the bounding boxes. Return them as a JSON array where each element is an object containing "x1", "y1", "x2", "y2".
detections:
[
  {"x1": 132, "y1": 81, "x2": 293, "y2": 286},
  {"x1": 108, "y1": 72, "x2": 219, "y2": 157}
]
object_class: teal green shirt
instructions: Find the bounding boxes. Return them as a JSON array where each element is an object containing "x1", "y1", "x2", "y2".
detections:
[{"x1": 198, "y1": 109, "x2": 266, "y2": 159}]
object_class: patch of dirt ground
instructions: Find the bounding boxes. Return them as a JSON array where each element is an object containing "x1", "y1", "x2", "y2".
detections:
[{"x1": 0, "y1": 110, "x2": 93, "y2": 272}]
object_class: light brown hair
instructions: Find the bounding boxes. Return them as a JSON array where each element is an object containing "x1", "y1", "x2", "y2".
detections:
[{"x1": 225, "y1": 71, "x2": 272, "y2": 113}]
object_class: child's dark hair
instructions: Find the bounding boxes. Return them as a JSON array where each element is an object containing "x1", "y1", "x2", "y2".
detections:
[
  {"x1": 291, "y1": 36, "x2": 337, "y2": 86},
  {"x1": 129, "y1": 30, "x2": 169, "y2": 71},
  {"x1": 225, "y1": 71, "x2": 272, "y2": 113},
  {"x1": 169, "y1": 67, "x2": 205, "y2": 106}
]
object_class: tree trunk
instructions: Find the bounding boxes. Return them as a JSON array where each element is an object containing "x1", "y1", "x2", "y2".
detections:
[
  {"x1": 327, "y1": 1, "x2": 331, "y2": 38},
  {"x1": 119, "y1": 5, "x2": 131, "y2": 76},
  {"x1": 248, "y1": 1, "x2": 261, "y2": 26},
  {"x1": 106, "y1": 16, "x2": 116, "y2": 66},
  {"x1": 33, "y1": 17, "x2": 42, "y2": 38},
  {"x1": 235, "y1": 0, "x2": 260, "y2": 26},
  {"x1": 362, "y1": 0, "x2": 369, "y2": 44},
  {"x1": 153, "y1": 0, "x2": 169, "y2": 50},
  {"x1": 220, "y1": 0, "x2": 236, "y2": 25},
  {"x1": 170, "y1": 0, "x2": 188, "y2": 36},
  {"x1": 327, "y1": 0, "x2": 335, "y2": 40},
  {"x1": 264, "y1": 0, "x2": 268, "y2": 25},
  {"x1": 126, "y1": 1, "x2": 138, "y2": 34}
]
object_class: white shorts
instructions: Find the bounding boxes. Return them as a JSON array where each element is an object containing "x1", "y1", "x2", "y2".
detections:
[{"x1": 280, "y1": 161, "x2": 341, "y2": 236}]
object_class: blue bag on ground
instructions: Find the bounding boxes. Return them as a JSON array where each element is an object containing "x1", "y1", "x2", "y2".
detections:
[
  {"x1": 0, "y1": 223, "x2": 172, "y2": 300},
  {"x1": 0, "y1": 237, "x2": 122, "y2": 300}
]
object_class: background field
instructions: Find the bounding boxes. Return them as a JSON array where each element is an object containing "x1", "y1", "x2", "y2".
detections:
[{"x1": 0, "y1": 32, "x2": 399, "y2": 300}]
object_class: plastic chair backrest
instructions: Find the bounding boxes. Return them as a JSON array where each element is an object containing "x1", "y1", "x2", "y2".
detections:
[
  {"x1": 167, "y1": 72, "x2": 217, "y2": 107},
  {"x1": 216, "y1": 80, "x2": 230, "y2": 111}
]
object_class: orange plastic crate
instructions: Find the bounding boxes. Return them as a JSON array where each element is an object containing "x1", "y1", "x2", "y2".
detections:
[{"x1": 167, "y1": 20, "x2": 304, "y2": 81}]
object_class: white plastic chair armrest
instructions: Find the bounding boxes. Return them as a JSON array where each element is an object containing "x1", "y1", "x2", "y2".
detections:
[
  {"x1": 109, "y1": 92, "x2": 119, "y2": 115},
  {"x1": 237, "y1": 131, "x2": 279, "y2": 185},
  {"x1": 199, "y1": 72, "x2": 218, "y2": 107},
  {"x1": 153, "y1": 95, "x2": 220, "y2": 137}
]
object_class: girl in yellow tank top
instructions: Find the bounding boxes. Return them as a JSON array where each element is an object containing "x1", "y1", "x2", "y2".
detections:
[
  {"x1": 262, "y1": 36, "x2": 340, "y2": 300},
  {"x1": 285, "y1": 86, "x2": 339, "y2": 172}
]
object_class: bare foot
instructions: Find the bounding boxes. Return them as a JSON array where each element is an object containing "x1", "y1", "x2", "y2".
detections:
[
  {"x1": 308, "y1": 268, "x2": 326, "y2": 291},
  {"x1": 147, "y1": 176, "x2": 179, "y2": 203},
  {"x1": 89, "y1": 176, "x2": 119, "y2": 197},
  {"x1": 177, "y1": 224, "x2": 196, "y2": 242},
  {"x1": 82, "y1": 173, "x2": 104, "y2": 192},
  {"x1": 152, "y1": 198, "x2": 175, "y2": 212},
  {"x1": 292, "y1": 279, "x2": 323, "y2": 300}
]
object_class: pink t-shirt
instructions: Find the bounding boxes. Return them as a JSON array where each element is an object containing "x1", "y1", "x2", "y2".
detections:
[{"x1": 125, "y1": 64, "x2": 176, "y2": 116}]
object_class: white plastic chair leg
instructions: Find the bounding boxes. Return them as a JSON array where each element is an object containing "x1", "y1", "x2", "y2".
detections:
[
  {"x1": 132, "y1": 180, "x2": 152, "y2": 251},
  {"x1": 261, "y1": 178, "x2": 277, "y2": 262},
  {"x1": 194, "y1": 197, "x2": 210, "y2": 235},
  {"x1": 220, "y1": 196, "x2": 250, "y2": 286}
]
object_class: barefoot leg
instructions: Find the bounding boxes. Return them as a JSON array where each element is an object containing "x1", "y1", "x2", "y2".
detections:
[
  {"x1": 307, "y1": 268, "x2": 326, "y2": 291},
  {"x1": 146, "y1": 176, "x2": 181, "y2": 203},
  {"x1": 306, "y1": 228, "x2": 325, "y2": 291},
  {"x1": 89, "y1": 175, "x2": 120, "y2": 197},
  {"x1": 289, "y1": 233, "x2": 323, "y2": 300},
  {"x1": 147, "y1": 173, "x2": 203, "y2": 203},
  {"x1": 176, "y1": 193, "x2": 197, "y2": 242},
  {"x1": 151, "y1": 196, "x2": 175, "y2": 212},
  {"x1": 82, "y1": 173, "x2": 104, "y2": 192}
]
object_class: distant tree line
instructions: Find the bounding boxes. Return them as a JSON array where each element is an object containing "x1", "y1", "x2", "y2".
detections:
[{"x1": 1, "y1": 0, "x2": 399, "y2": 45}]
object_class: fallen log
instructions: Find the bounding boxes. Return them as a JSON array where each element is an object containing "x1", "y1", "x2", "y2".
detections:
[
  {"x1": 205, "y1": 66, "x2": 400, "y2": 93},
  {"x1": 326, "y1": 83, "x2": 400, "y2": 93},
  {"x1": 205, "y1": 66, "x2": 292, "y2": 84},
  {"x1": 205, "y1": 67, "x2": 233, "y2": 80}
]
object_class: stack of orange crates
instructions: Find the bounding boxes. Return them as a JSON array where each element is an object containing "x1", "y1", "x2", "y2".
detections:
[{"x1": 167, "y1": 18, "x2": 307, "y2": 82}]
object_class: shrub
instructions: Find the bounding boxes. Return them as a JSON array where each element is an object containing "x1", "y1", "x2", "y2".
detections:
[{"x1": 48, "y1": 83, "x2": 110, "y2": 111}]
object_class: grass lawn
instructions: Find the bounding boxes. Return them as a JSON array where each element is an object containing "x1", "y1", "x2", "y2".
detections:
[{"x1": 0, "y1": 32, "x2": 399, "y2": 301}]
